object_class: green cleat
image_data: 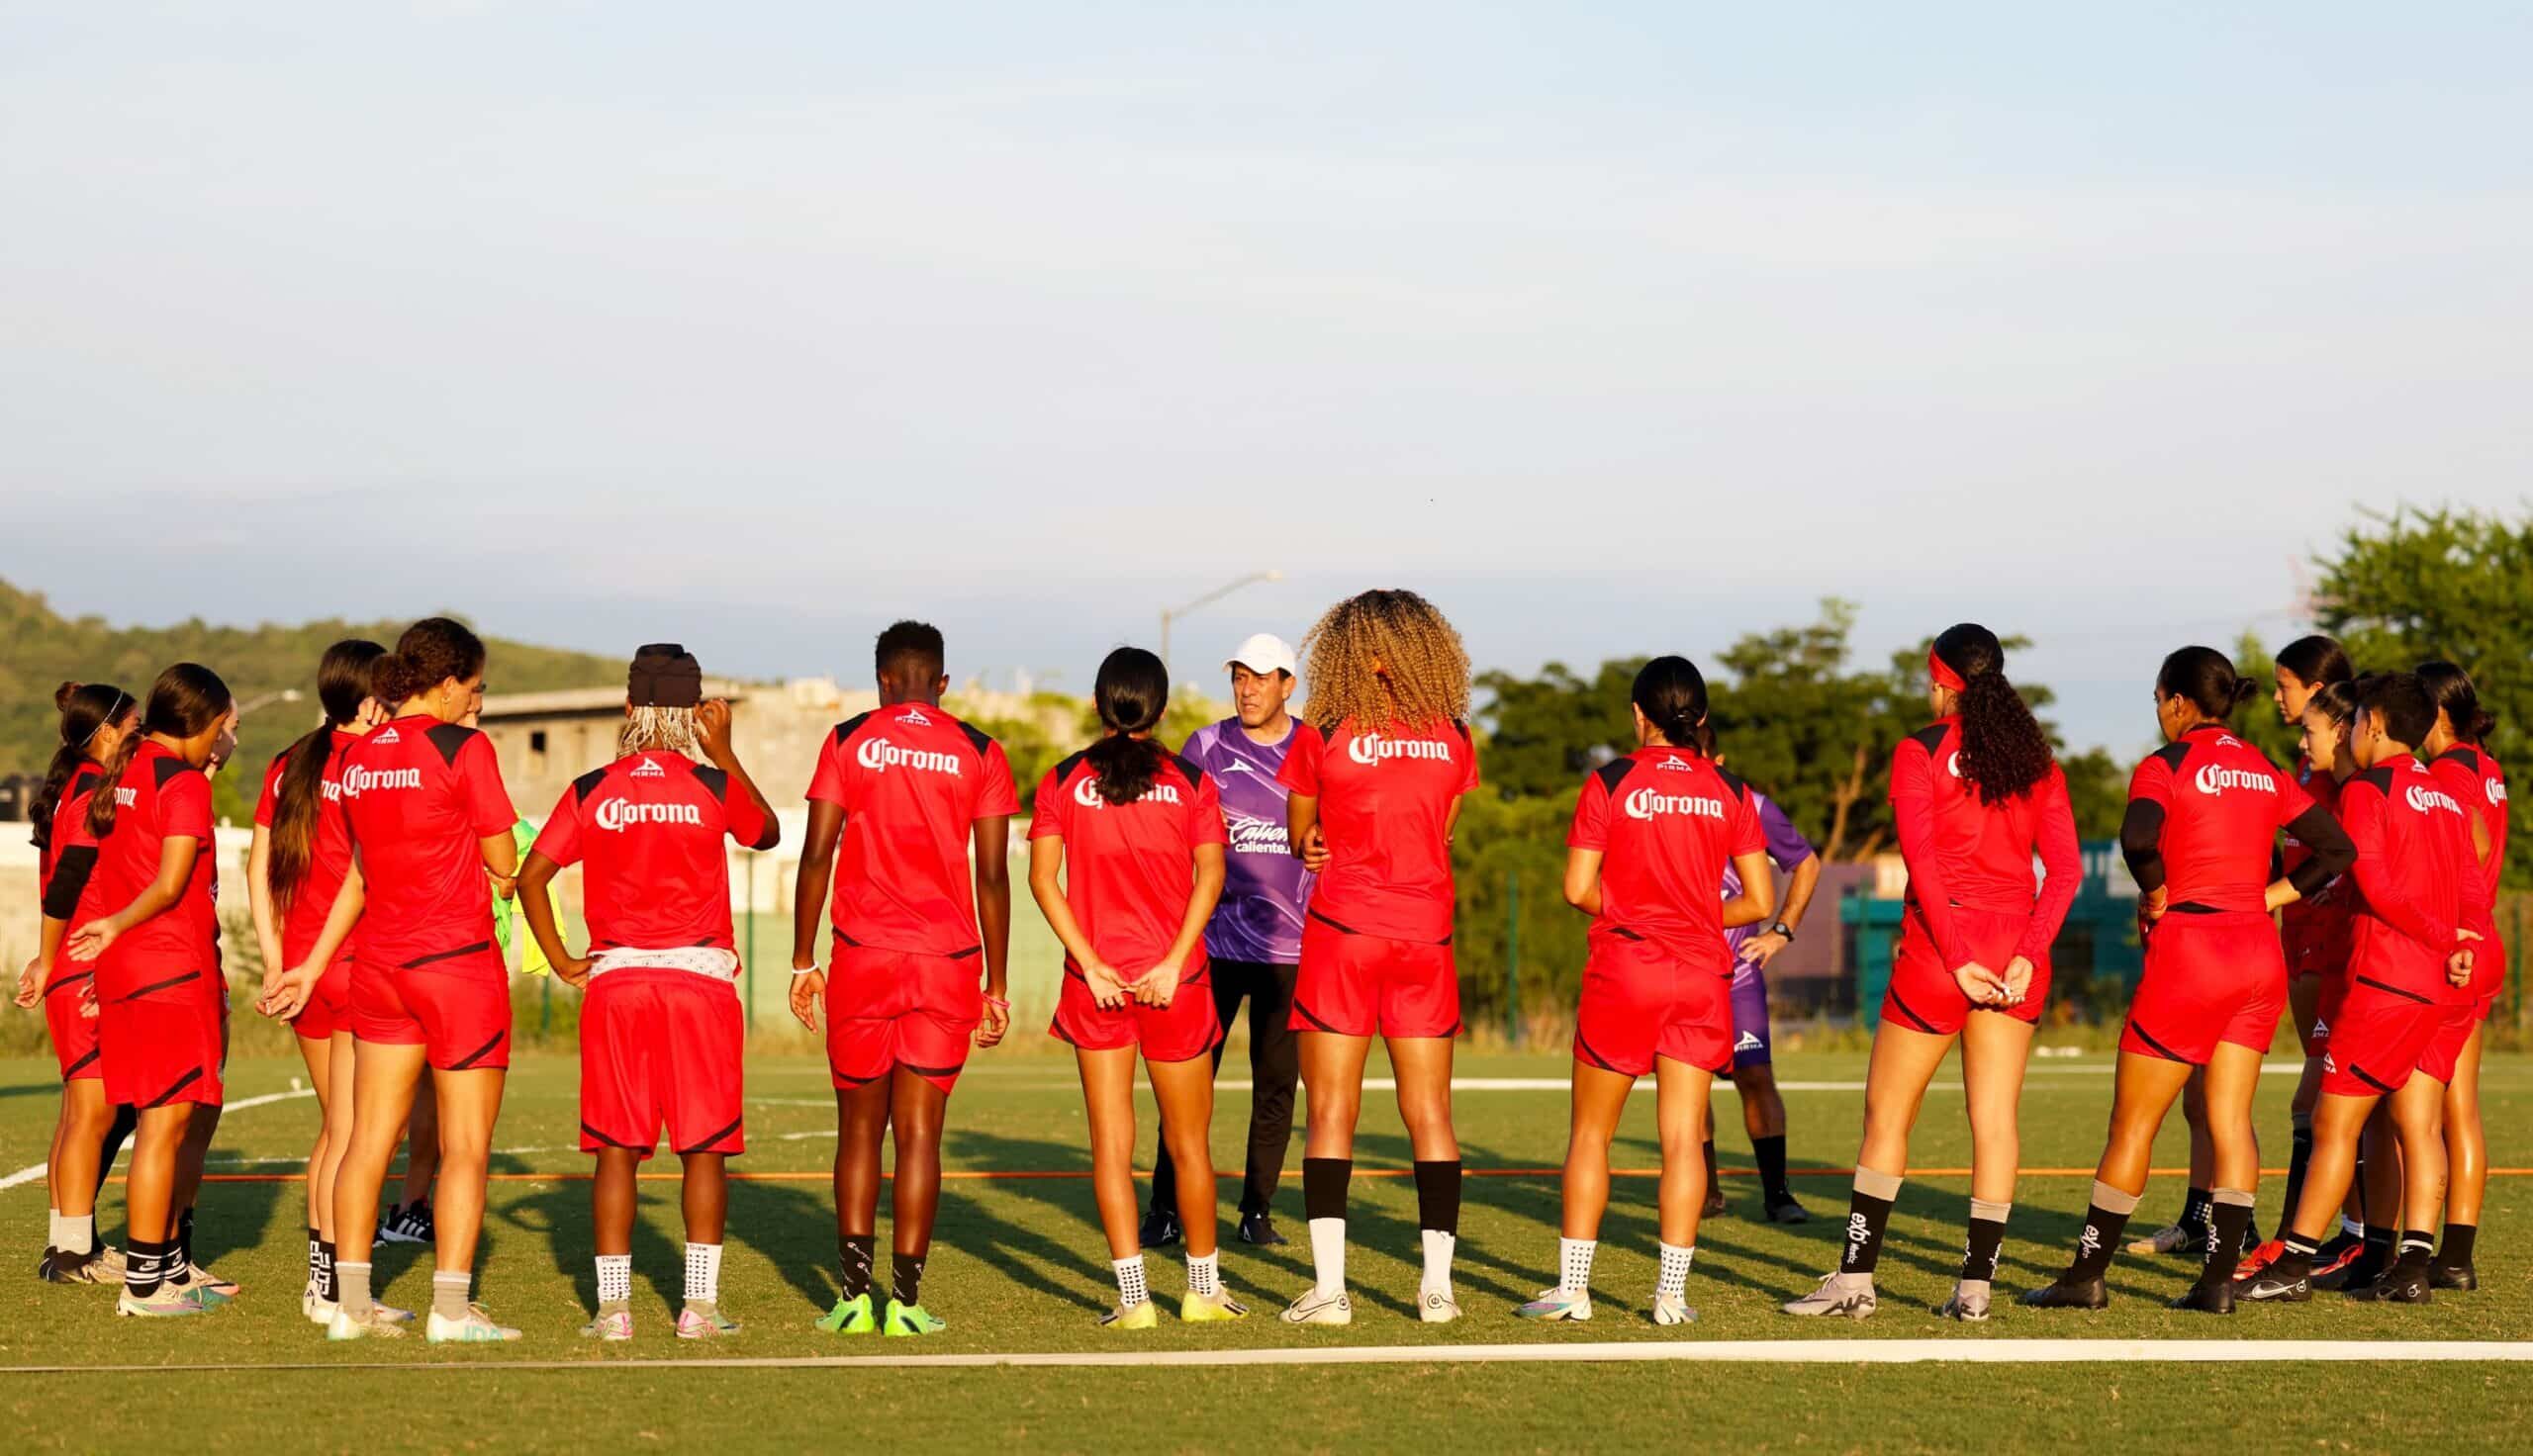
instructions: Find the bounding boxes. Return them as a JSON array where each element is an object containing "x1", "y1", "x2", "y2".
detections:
[
  {"x1": 816, "y1": 1292, "x2": 877, "y2": 1335},
  {"x1": 883, "y1": 1299, "x2": 945, "y2": 1337}
]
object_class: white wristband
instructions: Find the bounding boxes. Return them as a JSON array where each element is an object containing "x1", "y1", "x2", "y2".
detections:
[{"x1": 790, "y1": 965, "x2": 821, "y2": 978}]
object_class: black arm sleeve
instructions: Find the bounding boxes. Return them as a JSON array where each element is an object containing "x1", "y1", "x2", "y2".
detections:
[
  {"x1": 2118, "y1": 799, "x2": 2167, "y2": 895},
  {"x1": 2284, "y1": 804, "x2": 2357, "y2": 898},
  {"x1": 41, "y1": 846, "x2": 99, "y2": 921}
]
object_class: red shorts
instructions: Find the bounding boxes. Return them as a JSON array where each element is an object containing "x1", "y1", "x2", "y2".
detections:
[
  {"x1": 1883, "y1": 907, "x2": 2049, "y2": 1037},
  {"x1": 2302, "y1": 970, "x2": 2350, "y2": 1057},
  {"x1": 97, "y1": 970, "x2": 226, "y2": 1109},
  {"x1": 289, "y1": 956, "x2": 355, "y2": 1042},
  {"x1": 580, "y1": 967, "x2": 745, "y2": 1158},
  {"x1": 353, "y1": 952, "x2": 513, "y2": 1071},
  {"x1": 43, "y1": 964, "x2": 103, "y2": 1082},
  {"x1": 1050, "y1": 959, "x2": 1222, "y2": 1063},
  {"x1": 1572, "y1": 935, "x2": 1732, "y2": 1077},
  {"x1": 2321, "y1": 975, "x2": 2470, "y2": 1096},
  {"x1": 825, "y1": 943, "x2": 981, "y2": 1095},
  {"x1": 2118, "y1": 910, "x2": 2287, "y2": 1065},
  {"x1": 2283, "y1": 898, "x2": 2352, "y2": 981},
  {"x1": 1290, "y1": 914, "x2": 1459, "y2": 1040}
]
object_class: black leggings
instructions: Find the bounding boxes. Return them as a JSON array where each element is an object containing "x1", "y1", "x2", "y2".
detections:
[{"x1": 1149, "y1": 960, "x2": 1299, "y2": 1218}]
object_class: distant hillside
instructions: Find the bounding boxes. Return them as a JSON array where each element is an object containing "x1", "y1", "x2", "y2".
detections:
[{"x1": 2, "y1": 580, "x2": 622, "y2": 815}]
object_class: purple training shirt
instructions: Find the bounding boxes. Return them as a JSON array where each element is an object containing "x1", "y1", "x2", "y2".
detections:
[
  {"x1": 1181, "y1": 717, "x2": 1317, "y2": 964},
  {"x1": 1724, "y1": 789, "x2": 1818, "y2": 964}
]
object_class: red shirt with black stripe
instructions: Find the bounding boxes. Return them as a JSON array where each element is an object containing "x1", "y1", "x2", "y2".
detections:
[
  {"x1": 339, "y1": 715, "x2": 517, "y2": 972},
  {"x1": 1565, "y1": 746, "x2": 1765, "y2": 971},
  {"x1": 37, "y1": 764, "x2": 113, "y2": 987},
  {"x1": 1028, "y1": 750, "x2": 1227, "y2": 975},
  {"x1": 1276, "y1": 718, "x2": 1477, "y2": 945},
  {"x1": 87, "y1": 740, "x2": 221, "y2": 1000},
  {"x1": 806, "y1": 701, "x2": 1019, "y2": 958},
  {"x1": 2127, "y1": 725, "x2": 2312, "y2": 912},
  {"x1": 2338, "y1": 752, "x2": 2474, "y2": 1002},
  {"x1": 252, "y1": 730, "x2": 364, "y2": 969},
  {"x1": 531, "y1": 750, "x2": 777, "y2": 954},
  {"x1": 1888, "y1": 717, "x2": 2081, "y2": 969}
]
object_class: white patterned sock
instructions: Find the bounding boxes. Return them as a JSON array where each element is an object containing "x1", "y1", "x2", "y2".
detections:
[
  {"x1": 1186, "y1": 1249, "x2": 1220, "y2": 1297},
  {"x1": 1113, "y1": 1255, "x2": 1148, "y2": 1308},
  {"x1": 1656, "y1": 1241, "x2": 1695, "y2": 1298},
  {"x1": 1557, "y1": 1237, "x2": 1596, "y2": 1296},
  {"x1": 685, "y1": 1243, "x2": 721, "y2": 1307},
  {"x1": 596, "y1": 1254, "x2": 631, "y2": 1305}
]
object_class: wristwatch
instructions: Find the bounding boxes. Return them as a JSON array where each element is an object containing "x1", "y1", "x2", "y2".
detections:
[{"x1": 1768, "y1": 921, "x2": 1796, "y2": 942}]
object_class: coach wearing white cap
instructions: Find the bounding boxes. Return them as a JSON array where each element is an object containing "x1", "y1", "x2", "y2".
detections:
[{"x1": 1142, "y1": 633, "x2": 1314, "y2": 1250}]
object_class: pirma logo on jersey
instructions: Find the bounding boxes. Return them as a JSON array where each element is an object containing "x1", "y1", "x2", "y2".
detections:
[
  {"x1": 340, "y1": 766, "x2": 422, "y2": 797},
  {"x1": 595, "y1": 797, "x2": 704, "y2": 832},
  {"x1": 1348, "y1": 733, "x2": 1453, "y2": 766},
  {"x1": 1623, "y1": 787, "x2": 1725, "y2": 821},
  {"x1": 1074, "y1": 775, "x2": 1180, "y2": 808},
  {"x1": 857, "y1": 737, "x2": 961, "y2": 775},
  {"x1": 2407, "y1": 784, "x2": 2463, "y2": 816},
  {"x1": 2194, "y1": 765, "x2": 2277, "y2": 795},
  {"x1": 2491, "y1": 779, "x2": 2511, "y2": 806}
]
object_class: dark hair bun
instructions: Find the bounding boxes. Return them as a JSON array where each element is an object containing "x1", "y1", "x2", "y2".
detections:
[{"x1": 54, "y1": 682, "x2": 79, "y2": 711}]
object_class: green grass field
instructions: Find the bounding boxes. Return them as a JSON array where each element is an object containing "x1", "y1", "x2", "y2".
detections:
[{"x1": 4, "y1": 1045, "x2": 2530, "y2": 1452}]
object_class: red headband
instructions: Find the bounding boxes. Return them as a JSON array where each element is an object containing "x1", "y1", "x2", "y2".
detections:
[{"x1": 1928, "y1": 648, "x2": 1967, "y2": 694}]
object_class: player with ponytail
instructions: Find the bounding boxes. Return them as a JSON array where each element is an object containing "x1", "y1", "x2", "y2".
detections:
[{"x1": 2416, "y1": 661, "x2": 2507, "y2": 1290}]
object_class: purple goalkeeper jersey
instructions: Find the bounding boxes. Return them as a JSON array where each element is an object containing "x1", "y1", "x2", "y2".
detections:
[
  {"x1": 1181, "y1": 717, "x2": 1316, "y2": 964},
  {"x1": 1724, "y1": 789, "x2": 1817, "y2": 959}
]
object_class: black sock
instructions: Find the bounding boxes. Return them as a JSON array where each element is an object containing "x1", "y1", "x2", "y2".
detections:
[
  {"x1": 124, "y1": 1237, "x2": 167, "y2": 1299},
  {"x1": 2346, "y1": 1226, "x2": 2394, "y2": 1283},
  {"x1": 839, "y1": 1234, "x2": 875, "y2": 1301},
  {"x1": 307, "y1": 1228, "x2": 324, "y2": 1287},
  {"x1": 2438, "y1": 1223, "x2": 2478, "y2": 1271},
  {"x1": 95, "y1": 1105, "x2": 138, "y2": 1201},
  {"x1": 2272, "y1": 1230, "x2": 2318, "y2": 1280},
  {"x1": 1962, "y1": 1216, "x2": 2007, "y2": 1283},
  {"x1": 1753, "y1": 1135, "x2": 1790, "y2": 1203},
  {"x1": 889, "y1": 1251, "x2": 926, "y2": 1308},
  {"x1": 175, "y1": 1208, "x2": 195, "y2": 1270},
  {"x1": 2176, "y1": 1187, "x2": 2211, "y2": 1241},
  {"x1": 1412, "y1": 1160, "x2": 1461, "y2": 1237},
  {"x1": 2071, "y1": 1203, "x2": 2133, "y2": 1282},
  {"x1": 1703, "y1": 1138, "x2": 1720, "y2": 1195},
  {"x1": 1839, "y1": 1183, "x2": 1897, "y2": 1275},
  {"x1": 2278, "y1": 1128, "x2": 2313, "y2": 1241},
  {"x1": 2315, "y1": 1223, "x2": 2361, "y2": 1261},
  {"x1": 1302, "y1": 1157, "x2": 1352, "y2": 1223},
  {"x1": 2200, "y1": 1197, "x2": 2254, "y2": 1289},
  {"x1": 319, "y1": 1239, "x2": 338, "y2": 1302}
]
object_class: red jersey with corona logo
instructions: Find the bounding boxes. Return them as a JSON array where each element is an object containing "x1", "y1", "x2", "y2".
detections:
[
  {"x1": 2429, "y1": 745, "x2": 2508, "y2": 937},
  {"x1": 806, "y1": 701, "x2": 1019, "y2": 958},
  {"x1": 1277, "y1": 718, "x2": 1478, "y2": 945},
  {"x1": 2127, "y1": 725, "x2": 2312, "y2": 912},
  {"x1": 2339, "y1": 753, "x2": 2473, "y2": 1001},
  {"x1": 1566, "y1": 747, "x2": 1765, "y2": 971},
  {"x1": 1028, "y1": 751, "x2": 1227, "y2": 974},
  {"x1": 38, "y1": 765, "x2": 112, "y2": 957},
  {"x1": 2280, "y1": 759, "x2": 2352, "y2": 962},
  {"x1": 339, "y1": 715, "x2": 517, "y2": 971},
  {"x1": 531, "y1": 750, "x2": 777, "y2": 954},
  {"x1": 1888, "y1": 717, "x2": 2081, "y2": 970},
  {"x1": 253, "y1": 729, "x2": 364, "y2": 969},
  {"x1": 88, "y1": 740, "x2": 221, "y2": 998}
]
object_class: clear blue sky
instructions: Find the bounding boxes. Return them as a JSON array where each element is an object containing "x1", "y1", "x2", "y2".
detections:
[{"x1": 4, "y1": 3, "x2": 2526, "y2": 756}]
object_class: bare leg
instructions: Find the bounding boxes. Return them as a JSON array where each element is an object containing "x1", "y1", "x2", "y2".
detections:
[
  {"x1": 332, "y1": 1041, "x2": 424, "y2": 1273},
  {"x1": 1298, "y1": 1031, "x2": 1371, "y2": 1159},
  {"x1": 424, "y1": 1065, "x2": 505, "y2": 1275},
  {"x1": 1958, "y1": 1013, "x2": 2036, "y2": 1207},
  {"x1": 1557, "y1": 1060, "x2": 1639, "y2": 1241},
  {"x1": 888, "y1": 1070, "x2": 947, "y2": 1259},
  {"x1": 1652, "y1": 1058, "x2": 1716, "y2": 1248},
  {"x1": 1076, "y1": 1046, "x2": 1141, "y2": 1261},
  {"x1": 1146, "y1": 1052, "x2": 1220, "y2": 1260}
]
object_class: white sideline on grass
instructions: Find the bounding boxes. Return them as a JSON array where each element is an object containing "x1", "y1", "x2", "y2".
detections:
[{"x1": 0, "y1": 1086, "x2": 313, "y2": 1191}]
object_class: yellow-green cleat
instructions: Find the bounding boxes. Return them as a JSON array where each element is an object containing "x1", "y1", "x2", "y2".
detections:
[
  {"x1": 815, "y1": 1292, "x2": 877, "y2": 1335},
  {"x1": 1178, "y1": 1290, "x2": 1249, "y2": 1323},
  {"x1": 882, "y1": 1299, "x2": 945, "y2": 1336},
  {"x1": 1099, "y1": 1299, "x2": 1160, "y2": 1330}
]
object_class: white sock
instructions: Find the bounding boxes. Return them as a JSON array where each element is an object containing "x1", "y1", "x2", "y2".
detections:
[
  {"x1": 1420, "y1": 1228, "x2": 1456, "y2": 1295},
  {"x1": 1657, "y1": 1241, "x2": 1695, "y2": 1298},
  {"x1": 1113, "y1": 1254, "x2": 1149, "y2": 1309},
  {"x1": 1557, "y1": 1236, "x2": 1596, "y2": 1296},
  {"x1": 2342, "y1": 1215, "x2": 2364, "y2": 1239},
  {"x1": 1186, "y1": 1249, "x2": 1220, "y2": 1297},
  {"x1": 62, "y1": 1215, "x2": 94, "y2": 1257},
  {"x1": 1307, "y1": 1218, "x2": 1347, "y2": 1298},
  {"x1": 432, "y1": 1270, "x2": 473, "y2": 1323},
  {"x1": 338, "y1": 1260, "x2": 373, "y2": 1318},
  {"x1": 684, "y1": 1243, "x2": 721, "y2": 1307},
  {"x1": 47, "y1": 1209, "x2": 68, "y2": 1251},
  {"x1": 597, "y1": 1253, "x2": 631, "y2": 1305}
]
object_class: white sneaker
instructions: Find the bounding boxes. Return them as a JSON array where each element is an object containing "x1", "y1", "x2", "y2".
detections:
[
  {"x1": 304, "y1": 1290, "x2": 337, "y2": 1325},
  {"x1": 1514, "y1": 1287, "x2": 1592, "y2": 1321},
  {"x1": 327, "y1": 1306, "x2": 410, "y2": 1340},
  {"x1": 1418, "y1": 1287, "x2": 1461, "y2": 1323},
  {"x1": 582, "y1": 1302, "x2": 633, "y2": 1341},
  {"x1": 1280, "y1": 1288, "x2": 1353, "y2": 1325},
  {"x1": 1782, "y1": 1272, "x2": 1878, "y2": 1320},
  {"x1": 1936, "y1": 1279, "x2": 1993, "y2": 1322},
  {"x1": 2127, "y1": 1224, "x2": 2191, "y2": 1256},
  {"x1": 1651, "y1": 1291, "x2": 1696, "y2": 1326},
  {"x1": 427, "y1": 1304, "x2": 523, "y2": 1343}
]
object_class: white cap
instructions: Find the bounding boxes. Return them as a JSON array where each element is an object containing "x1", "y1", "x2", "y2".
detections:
[{"x1": 1224, "y1": 632, "x2": 1297, "y2": 678}]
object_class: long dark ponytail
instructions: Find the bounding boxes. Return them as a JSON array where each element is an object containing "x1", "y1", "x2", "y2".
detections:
[
  {"x1": 2156, "y1": 645, "x2": 2263, "y2": 721},
  {"x1": 1631, "y1": 656, "x2": 1710, "y2": 751},
  {"x1": 2416, "y1": 661, "x2": 2496, "y2": 745},
  {"x1": 1083, "y1": 647, "x2": 1172, "y2": 805},
  {"x1": 1933, "y1": 623, "x2": 2052, "y2": 804},
  {"x1": 269, "y1": 640, "x2": 388, "y2": 914},
  {"x1": 87, "y1": 664, "x2": 234, "y2": 838},
  {"x1": 371, "y1": 616, "x2": 486, "y2": 709},
  {"x1": 31, "y1": 682, "x2": 133, "y2": 851}
]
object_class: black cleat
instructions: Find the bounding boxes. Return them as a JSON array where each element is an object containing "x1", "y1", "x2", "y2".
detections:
[
  {"x1": 1138, "y1": 1207, "x2": 1183, "y2": 1249},
  {"x1": 2314, "y1": 1252, "x2": 2384, "y2": 1292},
  {"x1": 1702, "y1": 1185, "x2": 1728, "y2": 1220},
  {"x1": 2236, "y1": 1269, "x2": 2312, "y2": 1303},
  {"x1": 1238, "y1": 1211, "x2": 1287, "y2": 1247},
  {"x1": 2019, "y1": 1275, "x2": 2108, "y2": 1311},
  {"x1": 2430, "y1": 1262, "x2": 2478, "y2": 1292},
  {"x1": 2169, "y1": 1281, "x2": 2235, "y2": 1315},
  {"x1": 2347, "y1": 1267, "x2": 2432, "y2": 1304},
  {"x1": 1762, "y1": 1194, "x2": 1811, "y2": 1226}
]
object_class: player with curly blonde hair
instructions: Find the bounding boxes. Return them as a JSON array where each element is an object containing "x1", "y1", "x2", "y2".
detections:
[{"x1": 1276, "y1": 590, "x2": 1480, "y2": 1326}]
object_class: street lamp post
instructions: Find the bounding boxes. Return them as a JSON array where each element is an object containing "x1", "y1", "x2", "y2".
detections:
[{"x1": 1159, "y1": 571, "x2": 1283, "y2": 675}]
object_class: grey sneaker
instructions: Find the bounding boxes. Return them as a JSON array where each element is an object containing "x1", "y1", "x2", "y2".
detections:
[
  {"x1": 1782, "y1": 1272, "x2": 1878, "y2": 1320},
  {"x1": 2126, "y1": 1224, "x2": 2190, "y2": 1256},
  {"x1": 581, "y1": 1300, "x2": 633, "y2": 1341},
  {"x1": 1937, "y1": 1279, "x2": 1992, "y2": 1321}
]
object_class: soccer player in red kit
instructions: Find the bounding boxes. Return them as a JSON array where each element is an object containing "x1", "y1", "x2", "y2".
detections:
[
  {"x1": 2241, "y1": 672, "x2": 2481, "y2": 1305},
  {"x1": 1786, "y1": 624, "x2": 2079, "y2": 1322},
  {"x1": 2417, "y1": 662, "x2": 2507, "y2": 1289},
  {"x1": 246, "y1": 639, "x2": 388, "y2": 1323},
  {"x1": 1027, "y1": 648, "x2": 1244, "y2": 1328},
  {"x1": 65, "y1": 665, "x2": 236, "y2": 1319},
  {"x1": 1275, "y1": 589, "x2": 1478, "y2": 1326},
  {"x1": 517, "y1": 646, "x2": 781, "y2": 1341},
  {"x1": 1515, "y1": 657, "x2": 1775, "y2": 1327},
  {"x1": 275, "y1": 617, "x2": 522, "y2": 1342},
  {"x1": 792, "y1": 621, "x2": 1017, "y2": 1337},
  {"x1": 2025, "y1": 648, "x2": 2353, "y2": 1313},
  {"x1": 18, "y1": 682, "x2": 140, "y2": 1285}
]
